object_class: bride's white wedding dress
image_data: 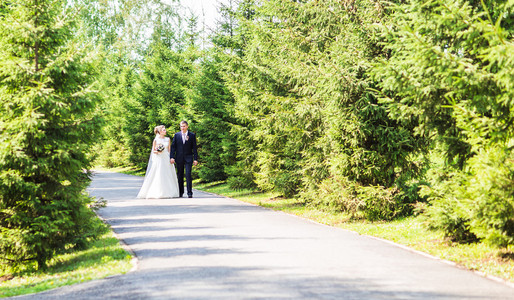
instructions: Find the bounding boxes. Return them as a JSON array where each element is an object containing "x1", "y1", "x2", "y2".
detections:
[{"x1": 137, "y1": 136, "x2": 180, "y2": 198}]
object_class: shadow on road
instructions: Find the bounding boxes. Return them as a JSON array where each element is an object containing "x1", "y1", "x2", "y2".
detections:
[
  {"x1": 15, "y1": 265, "x2": 477, "y2": 300},
  {"x1": 14, "y1": 171, "x2": 511, "y2": 300}
]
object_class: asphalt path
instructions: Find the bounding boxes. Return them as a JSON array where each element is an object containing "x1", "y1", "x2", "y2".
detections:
[{"x1": 12, "y1": 171, "x2": 514, "y2": 299}]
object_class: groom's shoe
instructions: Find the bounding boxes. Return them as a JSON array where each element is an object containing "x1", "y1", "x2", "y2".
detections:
[{"x1": 188, "y1": 195, "x2": 193, "y2": 198}]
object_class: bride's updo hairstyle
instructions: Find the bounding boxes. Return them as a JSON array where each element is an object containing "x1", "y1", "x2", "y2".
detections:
[{"x1": 154, "y1": 125, "x2": 165, "y2": 135}]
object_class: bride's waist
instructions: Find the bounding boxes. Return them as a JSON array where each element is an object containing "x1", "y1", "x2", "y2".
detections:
[{"x1": 154, "y1": 151, "x2": 169, "y2": 155}]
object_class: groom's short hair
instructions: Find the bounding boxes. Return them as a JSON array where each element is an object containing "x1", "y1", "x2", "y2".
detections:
[{"x1": 180, "y1": 120, "x2": 188, "y2": 126}]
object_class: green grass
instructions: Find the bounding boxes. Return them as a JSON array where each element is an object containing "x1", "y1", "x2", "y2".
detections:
[
  {"x1": 93, "y1": 165, "x2": 146, "y2": 177},
  {"x1": 195, "y1": 181, "x2": 514, "y2": 284},
  {"x1": 0, "y1": 167, "x2": 136, "y2": 297},
  {"x1": 339, "y1": 219, "x2": 514, "y2": 280},
  {"x1": 0, "y1": 231, "x2": 133, "y2": 298}
]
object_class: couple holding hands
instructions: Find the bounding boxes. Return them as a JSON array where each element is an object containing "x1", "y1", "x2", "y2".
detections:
[{"x1": 137, "y1": 121, "x2": 198, "y2": 199}]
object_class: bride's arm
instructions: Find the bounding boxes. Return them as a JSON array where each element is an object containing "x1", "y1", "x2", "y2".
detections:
[
  {"x1": 167, "y1": 137, "x2": 171, "y2": 153},
  {"x1": 152, "y1": 139, "x2": 158, "y2": 154}
]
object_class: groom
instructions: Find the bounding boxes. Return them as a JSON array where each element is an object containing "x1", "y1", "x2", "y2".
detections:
[{"x1": 170, "y1": 121, "x2": 198, "y2": 198}]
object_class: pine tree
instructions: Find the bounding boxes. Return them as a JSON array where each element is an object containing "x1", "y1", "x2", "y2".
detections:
[
  {"x1": 373, "y1": 0, "x2": 514, "y2": 245},
  {"x1": 222, "y1": 0, "x2": 421, "y2": 217},
  {"x1": 126, "y1": 39, "x2": 194, "y2": 169},
  {"x1": 186, "y1": 51, "x2": 237, "y2": 182},
  {"x1": 0, "y1": 0, "x2": 103, "y2": 270},
  {"x1": 85, "y1": 0, "x2": 194, "y2": 170}
]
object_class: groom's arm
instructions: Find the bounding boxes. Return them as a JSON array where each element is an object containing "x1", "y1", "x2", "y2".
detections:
[{"x1": 192, "y1": 133, "x2": 198, "y2": 163}]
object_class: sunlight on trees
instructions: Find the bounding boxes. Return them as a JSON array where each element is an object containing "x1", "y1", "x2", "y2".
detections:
[{"x1": 1, "y1": 0, "x2": 513, "y2": 272}]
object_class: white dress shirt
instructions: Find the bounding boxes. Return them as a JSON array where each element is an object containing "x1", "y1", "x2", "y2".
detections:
[{"x1": 182, "y1": 131, "x2": 188, "y2": 144}]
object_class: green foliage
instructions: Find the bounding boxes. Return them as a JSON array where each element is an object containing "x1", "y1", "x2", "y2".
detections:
[
  {"x1": 185, "y1": 52, "x2": 237, "y2": 182},
  {"x1": 464, "y1": 146, "x2": 514, "y2": 246},
  {"x1": 305, "y1": 176, "x2": 407, "y2": 221},
  {"x1": 424, "y1": 144, "x2": 514, "y2": 246},
  {"x1": 80, "y1": 0, "x2": 514, "y2": 239},
  {"x1": 374, "y1": 0, "x2": 514, "y2": 245},
  {"x1": 421, "y1": 164, "x2": 479, "y2": 243},
  {"x1": 0, "y1": 0, "x2": 103, "y2": 270},
  {"x1": 226, "y1": 124, "x2": 258, "y2": 190},
  {"x1": 124, "y1": 41, "x2": 194, "y2": 169},
  {"x1": 212, "y1": 0, "x2": 255, "y2": 57},
  {"x1": 221, "y1": 0, "x2": 422, "y2": 210},
  {"x1": 86, "y1": 0, "x2": 199, "y2": 171},
  {"x1": 0, "y1": 230, "x2": 131, "y2": 297},
  {"x1": 211, "y1": 0, "x2": 259, "y2": 189},
  {"x1": 92, "y1": 64, "x2": 135, "y2": 168}
]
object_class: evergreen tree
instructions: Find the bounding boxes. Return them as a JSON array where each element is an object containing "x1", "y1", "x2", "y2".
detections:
[
  {"x1": 222, "y1": 0, "x2": 421, "y2": 219},
  {"x1": 373, "y1": 0, "x2": 514, "y2": 245},
  {"x1": 212, "y1": 0, "x2": 263, "y2": 189},
  {"x1": 178, "y1": 0, "x2": 256, "y2": 184},
  {"x1": 186, "y1": 51, "x2": 237, "y2": 182},
  {"x1": 77, "y1": 0, "x2": 187, "y2": 170},
  {"x1": 93, "y1": 62, "x2": 136, "y2": 168},
  {"x1": 212, "y1": 0, "x2": 253, "y2": 57},
  {"x1": 0, "y1": 0, "x2": 103, "y2": 269},
  {"x1": 126, "y1": 40, "x2": 194, "y2": 169}
]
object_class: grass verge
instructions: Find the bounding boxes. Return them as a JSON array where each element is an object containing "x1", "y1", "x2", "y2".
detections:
[
  {"x1": 195, "y1": 181, "x2": 514, "y2": 284},
  {"x1": 94, "y1": 166, "x2": 146, "y2": 177},
  {"x1": 0, "y1": 230, "x2": 133, "y2": 298}
]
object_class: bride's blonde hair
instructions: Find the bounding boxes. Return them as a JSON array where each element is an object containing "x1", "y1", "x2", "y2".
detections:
[{"x1": 154, "y1": 125, "x2": 165, "y2": 135}]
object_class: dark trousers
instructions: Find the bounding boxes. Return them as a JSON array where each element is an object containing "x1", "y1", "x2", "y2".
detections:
[{"x1": 176, "y1": 161, "x2": 193, "y2": 196}]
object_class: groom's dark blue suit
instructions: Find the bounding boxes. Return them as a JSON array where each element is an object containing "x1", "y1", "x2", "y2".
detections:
[{"x1": 170, "y1": 131, "x2": 198, "y2": 197}]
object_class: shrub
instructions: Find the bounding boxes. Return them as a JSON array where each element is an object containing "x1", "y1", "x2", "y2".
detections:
[
  {"x1": 460, "y1": 146, "x2": 514, "y2": 246},
  {"x1": 303, "y1": 175, "x2": 411, "y2": 221}
]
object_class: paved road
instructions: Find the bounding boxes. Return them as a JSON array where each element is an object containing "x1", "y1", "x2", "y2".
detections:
[{"x1": 13, "y1": 171, "x2": 514, "y2": 299}]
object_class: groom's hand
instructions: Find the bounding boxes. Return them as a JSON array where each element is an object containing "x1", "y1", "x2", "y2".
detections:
[
  {"x1": 170, "y1": 158, "x2": 175, "y2": 164},
  {"x1": 193, "y1": 160, "x2": 198, "y2": 166}
]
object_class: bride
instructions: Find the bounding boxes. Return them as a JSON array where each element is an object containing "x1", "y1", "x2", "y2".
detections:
[{"x1": 137, "y1": 125, "x2": 180, "y2": 198}]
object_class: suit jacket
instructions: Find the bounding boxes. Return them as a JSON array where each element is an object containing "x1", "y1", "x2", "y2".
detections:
[{"x1": 170, "y1": 131, "x2": 198, "y2": 163}]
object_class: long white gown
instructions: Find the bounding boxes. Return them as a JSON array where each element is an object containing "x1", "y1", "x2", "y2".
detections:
[{"x1": 137, "y1": 137, "x2": 180, "y2": 198}]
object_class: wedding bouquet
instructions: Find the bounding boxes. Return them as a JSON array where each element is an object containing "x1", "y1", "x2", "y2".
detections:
[{"x1": 156, "y1": 144, "x2": 165, "y2": 153}]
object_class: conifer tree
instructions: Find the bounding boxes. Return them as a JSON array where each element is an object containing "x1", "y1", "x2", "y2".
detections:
[
  {"x1": 84, "y1": 0, "x2": 195, "y2": 170},
  {"x1": 211, "y1": 0, "x2": 261, "y2": 189},
  {"x1": 186, "y1": 52, "x2": 237, "y2": 182},
  {"x1": 373, "y1": 0, "x2": 514, "y2": 245},
  {"x1": 0, "y1": 0, "x2": 103, "y2": 269},
  {"x1": 126, "y1": 39, "x2": 194, "y2": 169},
  {"x1": 222, "y1": 0, "x2": 421, "y2": 218}
]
